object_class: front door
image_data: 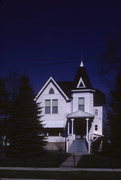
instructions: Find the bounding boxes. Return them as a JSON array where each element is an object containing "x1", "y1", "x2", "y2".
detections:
[{"x1": 74, "y1": 118, "x2": 86, "y2": 139}]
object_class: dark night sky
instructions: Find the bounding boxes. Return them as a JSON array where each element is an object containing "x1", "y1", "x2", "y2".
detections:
[{"x1": 0, "y1": 0, "x2": 121, "y2": 93}]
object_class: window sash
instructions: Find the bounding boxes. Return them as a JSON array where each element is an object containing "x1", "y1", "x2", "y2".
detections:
[
  {"x1": 78, "y1": 105, "x2": 84, "y2": 111},
  {"x1": 78, "y1": 97, "x2": 84, "y2": 105},
  {"x1": 52, "y1": 99, "x2": 58, "y2": 106},
  {"x1": 52, "y1": 99, "x2": 58, "y2": 114},
  {"x1": 45, "y1": 99, "x2": 58, "y2": 114},
  {"x1": 45, "y1": 100, "x2": 51, "y2": 114},
  {"x1": 78, "y1": 98, "x2": 84, "y2": 111},
  {"x1": 45, "y1": 107, "x2": 51, "y2": 114},
  {"x1": 45, "y1": 100, "x2": 51, "y2": 106},
  {"x1": 52, "y1": 106, "x2": 58, "y2": 114}
]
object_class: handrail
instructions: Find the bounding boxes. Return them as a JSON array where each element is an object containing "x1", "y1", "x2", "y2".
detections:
[{"x1": 66, "y1": 134, "x2": 75, "y2": 152}]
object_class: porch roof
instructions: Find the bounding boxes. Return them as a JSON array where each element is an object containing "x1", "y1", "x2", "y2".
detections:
[
  {"x1": 66, "y1": 110, "x2": 94, "y2": 118},
  {"x1": 42, "y1": 120, "x2": 65, "y2": 128}
]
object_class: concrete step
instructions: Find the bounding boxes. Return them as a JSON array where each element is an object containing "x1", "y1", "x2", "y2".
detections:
[{"x1": 68, "y1": 140, "x2": 88, "y2": 153}]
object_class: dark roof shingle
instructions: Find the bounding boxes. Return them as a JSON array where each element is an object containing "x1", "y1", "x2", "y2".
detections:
[
  {"x1": 73, "y1": 66, "x2": 92, "y2": 89},
  {"x1": 57, "y1": 81, "x2": 74, "y2": 99}
]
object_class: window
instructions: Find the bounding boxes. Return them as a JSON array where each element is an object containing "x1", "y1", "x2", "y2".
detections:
[
  {"x1": 95, "y1": 125, "x2": 98, "y2": 131},
  {"x1": 52, "y1": 99, "x2": 58, "y2": 114},
  {"x1": 45, "y1": 100, "x2": 51, "y2": 114},
  {"x1": 95, "y1": 109, "x2": 98, "y2": 116},
  {"x1": 49, "y1": 88, "x2": 54, "y2": 94},
  {"x1": 45, "y1": 99, "x2": 58, "y2": 114},
  {"x1": 78, "y1": 97, "x2": 85, "y2": 111}
]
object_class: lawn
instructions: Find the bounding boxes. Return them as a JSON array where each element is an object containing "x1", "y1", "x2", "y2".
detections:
[
  {"x1": 0, "y1": 170, "x2": 121, "y2": 179},
  {"x1": 1, "y1": 153, "x2": 121, "y2": 179},
  {"x1": 77, "y1": 153, "x2": 121, "y2": 168},
  {"x1": 0, "y1": 151, "x2": 70, "y2": 168}
]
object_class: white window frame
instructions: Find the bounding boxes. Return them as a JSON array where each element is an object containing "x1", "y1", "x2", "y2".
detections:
[
  {"x1": 52, "y1": 99, "x2": 58, "y2": 114},
  {"x1": 78, "y1": 97, "x2": 85, "y2": 111},
  {"x1": 45, "y1": 99, "x2": 51, "y2": 114},
  {"x1": 45, "y1": 99, "x2": 58, "y2": 114}
]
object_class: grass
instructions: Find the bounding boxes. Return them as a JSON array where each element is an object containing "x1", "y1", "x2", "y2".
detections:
[
  {"x1": 0, "y1": 151, "x2": 70, "y2": 168},
  {"x1": 1, "y1": 152, "x2": 121, "y2": 179},
  {"x1": 0, "y1": 170, "x2": 121, "y2": 179},
  {"x1": 77, "y1": 153, "x2": 121, "y2": 168}
]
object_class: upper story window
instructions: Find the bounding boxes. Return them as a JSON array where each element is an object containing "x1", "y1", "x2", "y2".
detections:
[
  {"x1": 45, "y1": 100, "x2": 51, "y2": 114},
  {"x1": 52, "y1": 99, "x2": 58, "y2": 114},
  {"x1": 78, "y1": 97, "x2": 85, "y2": 111},
  {"x1": 95, "y1": 109, "x2": 98, "y2": 116},
  {"x1": 45, "y1": 99, "x2": 58, "y2": 114},
  {"x1": 49, "y1": 88, "x2": 54, "y2": 94}
]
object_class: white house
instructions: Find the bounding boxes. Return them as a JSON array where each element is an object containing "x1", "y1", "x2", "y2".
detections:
[{"x1": 35, "y1": 61, "x2": 105, "y2": 154}]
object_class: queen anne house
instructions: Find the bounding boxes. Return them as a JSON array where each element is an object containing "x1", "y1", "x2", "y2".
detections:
[{"x1": 35, "y1": 61, "x2": 105, "y2": 154}]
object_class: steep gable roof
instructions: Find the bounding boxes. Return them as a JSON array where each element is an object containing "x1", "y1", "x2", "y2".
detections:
[
  {"x1": 57, "y1": 81, "x2": 74, "y2": 99},
  {"x1": 36, "y1": 61, "x2": 105, "y2": 106},
  {"x1": 35, "y1": 77, "x2": 70, "y2": 101}
]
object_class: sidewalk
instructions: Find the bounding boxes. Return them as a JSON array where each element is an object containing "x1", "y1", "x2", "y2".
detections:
[
  {"x1": 60, "y1": 154, "x2": 82, "y2": 168},
  {"x1": 0, "y1": 167, "x2": 121, "y2": 172},
  {"x1": 1, "y1": 179, "x2": 55, "y2": 180}
]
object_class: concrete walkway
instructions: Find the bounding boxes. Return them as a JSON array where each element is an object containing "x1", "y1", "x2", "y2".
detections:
[
  {"x1": 1, "y1": 179, "x2": 55, "y2": 180},
  {"x1": 0, "y1": 167, "x2": 121, "y2": 172},
  {"x1": 60, "y1": 154, "x2": 82, "y2": 168}
]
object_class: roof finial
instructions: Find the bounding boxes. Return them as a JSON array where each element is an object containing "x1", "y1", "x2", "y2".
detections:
[{"x1": 80, "y1": 56, "x2": 84, "y2": 67}]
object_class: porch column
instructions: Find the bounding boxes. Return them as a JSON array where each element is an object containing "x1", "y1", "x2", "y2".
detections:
[
  {"x1": 67, "y1": 121, "x2": 70, "y2": 135},
  {"x1": 86, "y1": 118, "x2": 91, "y2": 153},
  {"x1": 71, "y1": 118, "x2": 74, "y2": 135},
  {"x1": 86, "y1": 118, "x2": 89, "y2": 141}
]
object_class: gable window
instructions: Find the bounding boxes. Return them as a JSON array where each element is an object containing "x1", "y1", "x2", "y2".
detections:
[
  {"x1": 49, "y1": 88, "x2": 54, "y2": 94},
  {"x1": 78, "y1": 97, "x2": 85, "y2": 111},
  {"x1": 45, "y1": 100, "x2": 51, "y2": 114},
  {"x1": 52, "y1": 99, "x2": 58, "y2": 114}
]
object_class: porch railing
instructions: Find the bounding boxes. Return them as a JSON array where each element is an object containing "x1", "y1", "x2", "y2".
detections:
[{"x1": 66, "y1": 134, "x2": 75, "y2": 152}]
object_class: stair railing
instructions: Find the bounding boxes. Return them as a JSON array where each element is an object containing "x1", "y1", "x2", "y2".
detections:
[
  {"x1": 86, "y1": 128, "x2": 92, "y2": 154},
  {"x1": 66, "y1": 134, "x2": 75, "y2": 152}
]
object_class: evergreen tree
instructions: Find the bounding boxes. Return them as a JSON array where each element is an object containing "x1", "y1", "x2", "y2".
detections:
[
  {"x1": 99, "y1": 34, "x2": 121, "y2": 90},
  {"x1": 5, "y1": 72, "x2": 20, "y2": 100},
  {"x1": 108, "y1": 73, "x2": 121, "y2": 149},
  {"x1": 0, "y1": 78, "x2": 9, "y2": 151},
  {"x1": 8, "y1": 75, "x2": 46, "y2": 155}
]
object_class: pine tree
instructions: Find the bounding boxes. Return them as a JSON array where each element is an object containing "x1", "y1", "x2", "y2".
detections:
[
  {"x1": 8, "y1": 75, "x2": 46, "y2": 155},
  {"x1": 108, "y1": 73, "x2": 121, "y2": 149},
  {"x1": 0, "y1": 78, "x2": 9, "y2": 151}
]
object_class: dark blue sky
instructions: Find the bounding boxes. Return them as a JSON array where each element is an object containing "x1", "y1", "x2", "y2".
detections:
[{"x1": 0, "y1": 0, "x2": 121, "y2": 93}]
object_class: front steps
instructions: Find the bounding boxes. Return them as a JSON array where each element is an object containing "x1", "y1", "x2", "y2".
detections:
[{"x1": 68, "y1": 140, "x2": 88, "y2": 154}]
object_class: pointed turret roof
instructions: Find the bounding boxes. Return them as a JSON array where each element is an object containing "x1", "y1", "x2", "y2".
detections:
[
  {"x1": 80, "y1": 60, "x2": 84, "y2": 67},
  {"x1": 73, "y1": 61, "x2": 92, "y2": 89}
]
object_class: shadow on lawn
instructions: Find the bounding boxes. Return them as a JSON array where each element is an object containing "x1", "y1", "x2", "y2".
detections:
[
  {"x1": 77, "y1": 152, "x2": 121, "y2": 168},
  {"x1": 0, "y1": 150, "x2": 70, "y2": 168}
]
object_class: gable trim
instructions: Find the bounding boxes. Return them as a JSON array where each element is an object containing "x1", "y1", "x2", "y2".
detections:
[
  {"x1": 35, "y1": 77, "x2": 69, "y2": 101},
  {"x1": 77, "y1": 77, "x2": 86, "y2": 88}
]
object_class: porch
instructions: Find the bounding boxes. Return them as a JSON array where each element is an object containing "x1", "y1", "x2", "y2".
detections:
[{"x1": 66, "y1": 110, "x2": 94, "y2": 154}]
